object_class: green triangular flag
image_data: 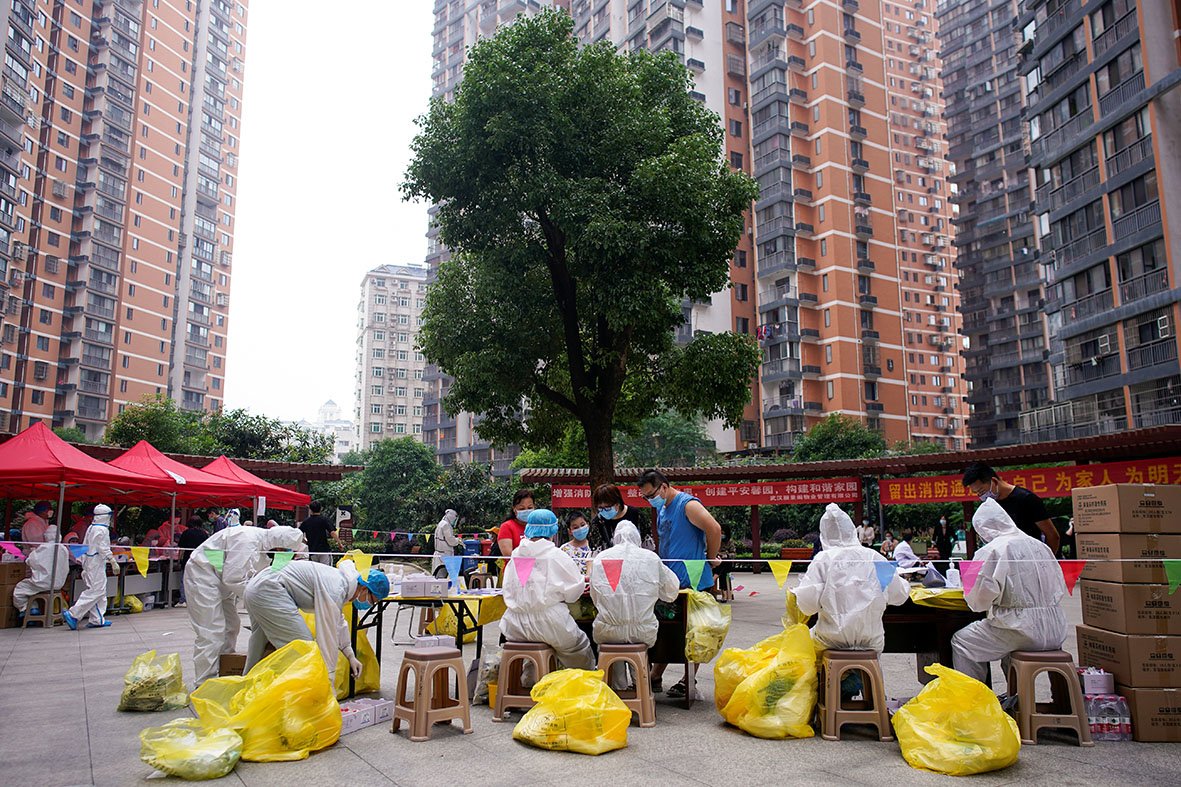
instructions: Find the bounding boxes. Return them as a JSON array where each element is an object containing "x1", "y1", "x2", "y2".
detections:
[
  {"x1": 684, "y1": 559, "x2": 706, "y2": 591},
  {"x1": 1165, "y1": 559, "x2": 1181, "y2": 595},
  {"x1": 352, "y1": 529, "x2": 361, "y2": 540},
  {"x1": 271, "y1": 551, "x2": 294, "y2": 572},
  {"x1": 205, "y1": 547, "x2": 224, "y2": 572}
]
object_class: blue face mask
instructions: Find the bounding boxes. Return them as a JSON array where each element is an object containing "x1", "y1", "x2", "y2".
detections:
[
  {"x1": 353, "y1": 599, "x2": 372, "y2": 610},
  {"x1": 598, "y1": 507, "x2": 618, "y2": 519},
  {"x1": 572, "y1": 526, "x2": 590, "y2": 541},
  {"x1": 646, "y1": 494, "x2": 665, "y2": 510},
  {"x1": 515, "y1": 510, "x2": 532, "y2": 522}
]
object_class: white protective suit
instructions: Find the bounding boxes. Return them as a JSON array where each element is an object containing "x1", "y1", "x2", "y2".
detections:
[
  {"x1": 184, "y1": 525, "x2": 307, "y2": 684},
  {"x1": 501, "y1": 536, "x2": 595, "y2": 670},
  {"x1": 13, "y1": 528, "x2": 69, "y2": 612},
  {"x1": 893, "y1": 539, "x2": 921, "y2": 569},
  {"x1": 243, "y1": 558, "x2": 359, "y2": 679},
  {"x1": 590, "y1": 521, "x2": 680, "y2": 647},
  {"x1": 430, "y1": 509, "x2": 461, "y2": 573},
  {"x1": 67, "y1": 505, "x2": 118, "y2": 627},
  {"x1": 951, "y1": 499, "x2": 1068, "y2": 683},
  {"x1": 793, "y1": 504, "x2": 909, "y2": 652}
]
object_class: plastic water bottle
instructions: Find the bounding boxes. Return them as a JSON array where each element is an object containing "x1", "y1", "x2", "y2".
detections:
[
  {"x1": 1084, "y1": 695, "x2": 1098, "y2": 737},
  {"x1": 1101, "y1": 695, "x2": 1123, "y2": 741},
  {"x1": 1116, "y1": 696, "x2": 1132, "y2": 741},
  {"x1": 946, "y1": 563, "x2": 961, "y2": 588}
]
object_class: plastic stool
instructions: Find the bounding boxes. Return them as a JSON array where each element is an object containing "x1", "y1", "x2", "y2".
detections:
[
  {"x1": 1006, "y1": 650, "x2": 1093, "y2": 746},
  {"x1": 817, "y1": 650, "x2": 892, "y2": 742},
  {"x1": 391, "y1": 646, "x2": 472, "y2": 742},
  {"x1": 597, "y1": 643, "x2": 656, "y2": 727},
  {"x1": 493, "y1": 642, "x2": 557, "y2": 721},
  {"x1": 467, "y1": 572, "x2": 496, "y2": 589},
  {"x1": 22, "y1": 592, "x2": 65, "y2": 629}
]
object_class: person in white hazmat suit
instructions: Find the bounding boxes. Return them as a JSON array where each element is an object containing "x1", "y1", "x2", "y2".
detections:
[
  {"x1": 243, "y1": 559, "x2": 389, "y2": 680},
  {"x1": 589, "y1": 520, "x2": 680, "y2": 687},
  {"x1": 13, "y1": 527, "x2": 69, "y2": 616},
  {"x1": 62, "y1": 504, "x2": 118, "y2": 630},
  {"x1": 431, "y1": 508, "x2": 461, "y2": 575},
  {"x1": 951, "y1": 499, "x2": 1068, "y2": 684},
  {"x1": 501, "y1": 509, "x2": 595, "y2": 670},
  {"x1": 184, "y1": 525, "x2": 308, "y2": 685}
]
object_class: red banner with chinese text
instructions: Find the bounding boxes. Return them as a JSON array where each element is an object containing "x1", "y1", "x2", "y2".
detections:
[
  {"x1": 549, "y1": 479, "x2": 862, "y2": 508},
  {"x1": 879, "y1": 457, "x2": 1181, "y2": 505}
]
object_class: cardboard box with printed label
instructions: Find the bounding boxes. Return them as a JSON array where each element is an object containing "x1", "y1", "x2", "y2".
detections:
[
  {"x1": 1071, "y1": 484, "x2": 1181, "y2": 534},
  {"x1": 0, "y1": 562, "x2": 29, "y2": 586},
  {"x1": 1076, "y1": 625, "x2": 1181, "y2": 688},
  {"x1": 1116, "y1": 685, "x2": 1181, "y2": 742},
  {"x1": 218, "y1": 653, "x2": 248, "y2": 676},
  {"x1": 400, "y1": 576, "x2": 449, "y2": 597},
  {"x1": 339, "y1": 700, "x2": 377, "y2": 734},
  {"x1": 1077, "y1": 533, "x2": 1181, "y2": 583},
  {"x1": 1080, "y1": 580, "x2": 1181, "y2": 636},
  {"x1": 349, "y1": 697, "x2": 394, "y2": 724}
]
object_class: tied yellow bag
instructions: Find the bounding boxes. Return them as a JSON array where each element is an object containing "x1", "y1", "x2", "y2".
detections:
[
  {"x1": 139, "y1": 718, "x2": 243, "y2": 781},
  {"x1": 685, "y1": 589, "x2": 732, "y2": 664},
  {"x1": 117, "y1": 650, "x2": 188, "y2": 712},
  {"x1": 301, "y1": 608, "x2": 380, "y2": 700},
  {"x1": 893, "y1": 664, "x2": 1021, "y2": 776},
  {"x1": 512, "y1": 669, "x2": 631, "y2": 755},
  {"x1": 190, "y1": 640, "x2": 342, "y2": 762},
  {"x1": 715, "y1": 624, "x2": 817, "y2": 739}
]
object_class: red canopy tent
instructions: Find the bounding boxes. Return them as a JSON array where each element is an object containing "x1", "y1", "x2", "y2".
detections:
[
  {"x1": 108, "y1": 441, "x2": 258, "y2": 514},
  {"x1": 201, "y1": 455, "x2": 311, "y2": 511}
]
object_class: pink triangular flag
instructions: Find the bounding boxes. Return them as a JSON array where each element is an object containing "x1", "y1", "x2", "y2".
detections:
[
  {"x1": 1059, "y1": 560, "x2": 1086, "y2": 595},
  {"x1": 748, "y1": 591, "x2": 760, "y2": 597},
  {"x1": 733, "y1": 585, "x2": 745, "y2": 592},
  {"x1": 601, "y1": 559, "x2": 624, "y2": 591},
  {"x1": 959, "y1": 560, "x2": 984, "y2": 596},
  {"x1": 512, "y1": 557, "x2": 536, "y2": 587}
]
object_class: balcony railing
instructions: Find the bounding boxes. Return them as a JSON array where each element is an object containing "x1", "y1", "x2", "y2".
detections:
[
  {"x1": 1106, "y1": 134, "x2": 1152, "y2": 180},
  {"x1": 762, "y1": 396, "x2": 803, "y2": 414},
  {"x1": 1037, "y1": 0, "x2": 1080, "y2": 42},
  {"x1": 1031, "y1": 110, "x2": 1092, "y2": 162},
  {"x1": 1112, "y1": 199, "x2": 1161, "y2": 240},
  {"x1": 1063, "y1": 354, "x2": 1121, "y2": 386},
  {"x1": 1126, "y1": 339, "x2": 1178, "y2": 371},
  {"x1": 1035, "y1": 166, "x2": 1099, "y2": 214},
  {"x1": 1119, "y1": 268, "x2": 1169, "y2": 305},
  {"x1": 761, "y1": 358, "x2": 801, "y2": 379},
  {"x1": 1053, "y1": 227, "x2": 1107, "y2": 267},
  {"x1": 758, "y1": 284, "x2": 797, "y2": 304},
  {"x1": 1093, "y1": 9, "x2": 1138, "y2": 57},
  {"x1": 1098, "y1": 71, "x2": 1145, "y2": 117},
  {"x1": 757, "y1": 250, "x2": 795, "y2": 277},
  {"x1": 1068, "y1": 288, "x2": 1112, "y2": 320}
]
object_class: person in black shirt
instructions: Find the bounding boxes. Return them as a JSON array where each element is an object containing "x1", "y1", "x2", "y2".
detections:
[
  {"x1": 931, "y1": 515, "x2": 955, "y2": 574},
  {"x1": 299, "y1": 501, "x2": 336, "y2": 564},
  {"x1": 962, "y1": 463, "x2": 1060, "y2": 554},
  {"x1": 588, "y1": 484, "x2": 647, "y2": 552},
  {"x1": 176, "y1": 516, "x2": 209, "y2": 606}
]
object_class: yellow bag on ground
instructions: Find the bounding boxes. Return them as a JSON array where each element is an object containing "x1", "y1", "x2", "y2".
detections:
[
  {"x1": 139, "y1": 718, "x2": 243, "y2": 781},
  {"x1": 118, "y1": 650, "x2": 188, "y2": 712},
  {"x1": 113, "y1": 594, "x2": 144, "y2": 613},
  {"x1": 714, "y1": 630, "x2": 787, "y2": 712},
  {"x1": 190, "y1": 640, "x2": 342, "y2": 762},
  {"x1": 685, "y1": 590, "x2": 732, "y2": 663},
  {"x1": 717, "y1": 624, "x2": 817, "y2": 739},
  {"x1": 301, "y1": 608, "x2": 379, "y2": 699},
  {"x1": 893, "y1": 663, "x2": 1020, "y2": 776},
  {"x1": 512, "y1": 669, "x2": 630, "y2": 755}
]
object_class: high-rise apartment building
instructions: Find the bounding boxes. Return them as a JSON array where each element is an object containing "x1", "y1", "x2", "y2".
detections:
[
  {"x1": 1015, "y1": 0, "x2": 1181, "y2": 439},
  {"x1": 0, "y1": 0, "x2": 246, "y2": 440},
  {"x1": 354, "y1": 264, "x2": 430, "y2": 451}
]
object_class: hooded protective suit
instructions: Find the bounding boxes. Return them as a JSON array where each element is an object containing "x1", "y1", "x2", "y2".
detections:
[
  {"x1": 892, "y1": 539, "x2": 921, "y2": 569},
  {"x1": 431, "y1": 509, "x2": 460, "y2": 573},
  {"x1": 792, "y1": 504, "x2": 909, "y2": 652},
  {"x1": 66, "y1": 504, "x2": 118, "y2": 627},
  {"x1": 501, "y1": 533, "x2": 595, "y2": 670},
  {"x1": 243, "y1": 559, "x2": 360, "y2": 679},
  {"x1": 184, "y1": 525, "x2": 308, "y2": 684},
  {"x1": 12, "y1": 528, "x2": 69, "y2": 612},
  {"x1": 590, "y1": 521, "x2": 680, "y2": 648},
  {"x1": 951, "y1": 499, "x2": 1067, "y2": 683}
]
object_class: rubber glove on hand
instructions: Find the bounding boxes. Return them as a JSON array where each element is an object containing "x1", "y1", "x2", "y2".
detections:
[{"x1": 349, "y1": 655, "x2": 363, "y2": 678}]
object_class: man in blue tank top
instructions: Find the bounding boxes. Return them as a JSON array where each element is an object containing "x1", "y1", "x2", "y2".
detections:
[{"x1": 637, "y1": 469, "x2": 723, "y2": 700}]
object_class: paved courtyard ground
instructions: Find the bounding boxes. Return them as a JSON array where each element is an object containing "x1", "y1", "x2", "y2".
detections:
[{"x1": 1, "y1": 572, "x2": 1174, "y2": 786}]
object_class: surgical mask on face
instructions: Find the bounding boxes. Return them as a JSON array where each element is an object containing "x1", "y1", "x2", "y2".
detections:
[
  {"x1": 978, "y1": 491, "x2": 997, "y2": 502},
  {"x1": 353, "y1": 599, "x2": 372, "y2": 610},
  {"x1": 646, "y1": 493, "x2": 665, "y2": 510},
  {"x1": 572, "y1": 526, "x2": 590, "y2": 541},
  {"x1": 940, "y1": 519, "x2": 947, "y2": 526},
  {"x1": 515, "y1": 509, "x2": 532, "y2": 522},
  {"x1": 598, "y1": 507, "x2": 618, "y2": 519}
]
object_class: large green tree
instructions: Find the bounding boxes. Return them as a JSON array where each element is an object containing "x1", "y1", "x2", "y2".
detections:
[
  {"x1": 104, "y1": 395, "x2": 210, "y2": 454},
  {"x1": 791, "y1": 414, "x2": 888, "y2": 462},
  {"x1": 403, "y1": 11, "x2": 760, "y2": 488},
  {"x1": 614, "y1": 411, "x2": 716, "y2": 467},
  {"x1": 358, "y1": 438, "x2": 442, "y2": 532}
]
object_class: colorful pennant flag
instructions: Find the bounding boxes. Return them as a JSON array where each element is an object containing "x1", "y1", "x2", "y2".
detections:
[
  {"x1": 769, "y1": 560, "x2": 792, "y2": 588},
  {"x1": 601, "y1": 559, "x2": 624, "y2": 591},
  {"x1": 874, "y1": 560, "x2": 898, "y2": 592},
  {"x1": 733, "y1": 585, "x2": 745, "y2": 592},
  {"x1": 354, "y1": 552, "x2": 374, "y2": 576},
  {"x1": 352, "y1": 529, "x2": 361, "y2": 540},
  {"x1": 205, "y1": 547, "x2": 224, "y2": 572},
  {"x1": 684, "y1": 559, "x2": 706, "y2": 591},
  {"x1": 959, "y1": 560, "x2": 984, "y2": 596},
  {"x1": 130, "y1": 546, "x2": 150, "y2": 577},
  {"x1": 271, "y1": 551, "x2": 294, "y2": 572},
  {"x1": 748, "y1": 591, "x2": 760, "y2": 597},
  {"x1": 442, "y1": 555, "x2": 463, "y2": 588},
  {"x1": 512, "y1": 557, "x2": 536, "y2": 587},
  {"x1": 1165, "y1": 559, "x2": 1181, "y2": 595},
  {"x1": 0, "y1": 541, "x2": 24, "y2": 559},
  {"x1": 372, "y1": 531, "x2": 379, "y2": 539},
  {"x1": 1059, "y1": 560, "x2": 1086, "y2": 595},
  {"x1": 68, "y1": 544, "x2": 87, "y2": 560}
]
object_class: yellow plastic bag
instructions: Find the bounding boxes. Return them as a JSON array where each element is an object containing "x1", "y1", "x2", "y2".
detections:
[
  {"x1": 301, "y1": 608, "x2": 380, "y2": 700},
  {"x1": 512, "y1": 669, "x2": 631, "y2": 755},
  {"x1": 190, "y1": 640, "x2": 342, "y2": 762},
  {"x1": 139, "y1": 718, "x2": 243, "y2": 780},
  {"x1": 713, "y1": 631, "x2": 786, "y2": 712},
  {"x1": 685, "y1": 589, "x2": 732, "y2": 663},
  {"x1": 893, "y1": 664, "x2": 1020, "y2": 776},
  {"x1": 118, "y1": 651, "x2": 188, "y2": 712},
  {"x1": 782, "y1": 588, "x2": 808, "y2": 627},
  {"x1": 113, "y1": 594, "x2": 145, "y2": 613},
  {"x1": 717, "y1": 624, "x2": 817, "y2": 739}
]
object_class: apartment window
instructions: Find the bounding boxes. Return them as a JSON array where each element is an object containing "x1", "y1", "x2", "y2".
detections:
[
  {"x1": 729, "y1": 119, "x2": 742, "y2": 137},
  {"x1": 823, "y1": 309, "x2": 831, "y2": 327},
  {"x1": 1109, "y1": 171, "x2": 1157, "y2": 220},
  {"x1": 372, "y1": 368, "x2": 383, "y2": 378},
  {"x1": 1096, "y1": 44, "x2": 1142, "y2": 96},
  {"x1": 730, "y1": 151, "x2": 743, "y2": 169},
  {"x1": 822, "y1": 274, "x2": 829, "y2": 292},
  {"x1": 827, "y1": 380, "x2": 835, "y2": 399},
  {"x1": 727, "y1": 87, "x2": 741, "y2": 105},
  {"x1": 864, "y1": 381, "x2": 878, "y2": 401},
  {"x1": 734, "y1": 283, "x2": 748, "y2": 302},
  {"x1": 371, "y1": 385, "x2": 383, "y2": 396},
  {"x1": 825, "y1": 345, "x2": 832, "y2": 364},
  {"x1": 735, "y1": 250, "x2": 747, "y2": 268},
  {"x1": 370, "y1": 423, "x2": 382, "y2": 433},
  {"x1": 39, "y1": 309, "x2": 51, "y2": 325}
]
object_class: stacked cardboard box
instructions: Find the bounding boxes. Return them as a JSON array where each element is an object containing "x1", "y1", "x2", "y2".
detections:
[
  {"x1": 0, "y1": 561, "x2": 30, "y2": 629},
  {"x1": 1074, "y1": 484, "x2": 1181, "y2": 742}
]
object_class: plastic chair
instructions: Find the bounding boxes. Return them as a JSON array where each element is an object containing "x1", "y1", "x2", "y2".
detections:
[
  {"x1": 1006, "y1": 650, "x2": 1093, "y2": 746},
  {"x1": 817, "y1": 650, "x2": 892, "y2": 742},
  {"x1": 22, "y1": 592, "x2": 65, "y2": 628},
  {"x1": 467, "y1": 572, "x2": 496, "y2": 589},
  {"x1": 597, "y1": 643, "x2": 656, "y2": 727},
  {"x1": 493, "y1": 642, "x2": 557, "y2": 721},
  {"x1": 391, "y1": 646, "x2": 472, "y2": 742}
]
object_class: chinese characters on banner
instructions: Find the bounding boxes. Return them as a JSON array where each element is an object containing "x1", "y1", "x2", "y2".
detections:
[
  {"x1": 878, "y1": 457, "x2": 1181, "y2": 505},
  {"x1": 549, "y1": 479, "x2": 862, "y2": 508}
]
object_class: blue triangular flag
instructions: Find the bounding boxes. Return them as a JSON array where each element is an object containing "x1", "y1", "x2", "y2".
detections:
[
  {"x1": 68, "y1": 544, "x2": 88, "y2": 560},
  {"x1": 442, "y1": 555, "x2": 464, "y2": 589},
  {"x1": 874, "y1": 560, "x2": 898, "y2": 592}
]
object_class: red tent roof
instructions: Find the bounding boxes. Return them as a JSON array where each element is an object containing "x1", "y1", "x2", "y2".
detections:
[
  {"x1": 0, "y1": 423, "x2": 163, "y2": 500},
  {"x1": 108, "y1": 441, "x2": 258, "y2": 506},
  {"x1": 201, "y1": 455, "x2": 310, "y2": 509}
]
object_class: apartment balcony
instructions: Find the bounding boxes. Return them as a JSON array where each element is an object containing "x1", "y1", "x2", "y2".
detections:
[
  {"x1": 853, "y1": 191, "x2": 871, "y2": 206},
  {"x1": 787, "y1": 55, "x2": 806, "y2": 72},
  {"x1": 758, "y1": 283, "x2": 798, "y2": 311},
  {"x1": 1030, "y1": 111, "x2": 1092, "y2": 165},
  {"x1": 788, "y1": 88, "x2": 808, "y2": 105},
  {"x1": 758, "y1": 181, "x2": 795, "y2": 204},
  {"x1": 1065, "y1": 288, "x2": 1112, "y2": 320},
  {"x1": 842, "y1": 0, "x2": 859, "y2": 9},
  {"x1": 849, "y1": 124, "x2": 867, "y2": 140},
  {"x1": 761, "y1": 357, "x2": 801, "y2": 382},
  {"x1": 846, "y1": 59, "x2": 863, "y2": 74},
  {"x1": 786, "y1": 24, "x2": 804, "y2": 41},
  {"x1": 1119, "y1": 268, "x2": 1169, "y2": 305},
  {"x1": 749, "y1": 20, "x2": 785, "y2": 48},
  {"x1": 847, "y1": 90, "x2": 865, "y2": 107},
  {"x1": 797, "y1": 257, "x2": 816, "y2": 269},
  {"x1": 1063, "y1": 354, "x2": 1121, "y2": 387},
  {"x1": 763, "y1": 430, "x2": 803, "y2": 449},
  {"x1": 1126, "y1": 338, "x2": 1178, "y2": 372},
  {"x1": 857, "y1": 257, "x2": 874, "y2": 272},
  {"x1": 851, "y1": 157, "x2": 869, "y2": 173},
  {"x1": 863, "y1": 364, "x2": 881, "y2": 377},
  {"x1": 843, "y1": 28, "x2": 861, "y2": 44},
  {"x1": 1112, "y1": 200, "x2": 1161, "y2": 241},
  {"x1": 800, "y1": 329, "x2": 820, "y2": 342},
  {"x1": 861, "y1": 330, "x2": 880, "y2": 341},
  {"x1": 794, "y1": 222, "x2": 814, "y2": 237},
  {"x1": 804, "y1": 401, "x2": 823, "y2": 412},
  {"x1": 1034, "y1": 166, "x2": 1099, "y2": 214},
  {"x1": 1098, "y1": 71, "x2": 1145, "y2": 118},
  {"x1": 1052, "y1": 227, "x2": 1107, "y2": 268},
  {"x1": 793, "y1": 188, "x2": 813, "y2": 204},
  {"x1": 790, "y1": 154, "x2": 812, "y2": 170},
  {"x1": 763, "y1": 396, "x2": 804, "y2": 416},
  {"x1": 757, "y1": 250, "x2": 796, "y2": 278},
  {"x1": 754, "y1": 147, "x2": 792, "y2": 173},
  {"x1": 801, "y1": 364, "x2": 821, "y2": 378},
  {"x1": 1093, "y1": 8, "x2": 1139, "y2": 58},
  {"x1": 1106, "y1": 134, "x2": 1153, "y2": 180},
  {"x1": 798, "y1": 292, "x2": 819, "y2": 307},
  {"x1": 858, "y1": 294, "x2": 878, "y2": 308},
  {"x1": 854, "y1": 222, "x2": 873, "y2": 239},
  {"x1": 790, "y1": 121, "x2": 809, "y2": 137},
  {"x1": 758, "y1": 215, "x2": 797, "y2": 241}
]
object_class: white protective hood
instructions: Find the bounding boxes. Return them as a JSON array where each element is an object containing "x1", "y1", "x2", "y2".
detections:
[{"x1": 588, "y1": 521, "x2": 680, "y2": 647}]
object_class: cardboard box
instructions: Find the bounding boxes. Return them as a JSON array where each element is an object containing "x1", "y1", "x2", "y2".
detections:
[
  {"x1": 218, "y1": 653, "x2": 248, "y2": 676},
  {"x1": 1078, "y1": 669, "x2": 1116, "y2": 695},
  {"x1": 1117, "y1": 685, "x2": 1181, "y2": 742},
  {"x1": 0, "y1": 606, "x2": 17, "y2": 629},
  {"x1": 1077, "y1": 625, "x2": 1181, "y2": 688},
  {"x1": 0, "y1": 562, "x2": 29, "y2": 585},
  {"x1": 1077, "y1": 533, "x2": 1181, "y2": 583},
  {"x1": 339, "y1": 701, "x2": 377, "y2": 734},
  {"x1": 414, "y1": 635, "x2": 452, "y2": 648},
  {"x1": 1080, "y1": 580, "x2": 1181, "y2": 636},
  {"x1": 349, "y1": 697, "x2": 394, "y2": 724},
  {"x1": 400, "y1": 576, "x2": 449, "y2": 597},
  {"x1": 1072, "y1": 484, "x2": 1181, "y2": 534}
]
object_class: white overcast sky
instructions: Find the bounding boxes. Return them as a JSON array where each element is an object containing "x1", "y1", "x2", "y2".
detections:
[{"x1": 223, "y1": 1, "x2": 435, "y2": 422}]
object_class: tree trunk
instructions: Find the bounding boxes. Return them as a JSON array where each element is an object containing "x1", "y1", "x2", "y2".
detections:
[{"x1": 583, "y1": 415, "x2": 615, "y2": 491}]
